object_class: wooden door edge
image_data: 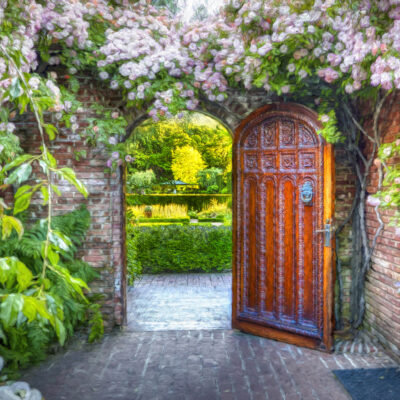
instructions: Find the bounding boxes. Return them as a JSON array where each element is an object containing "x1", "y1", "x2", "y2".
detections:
[
  {"x1": 231, "y1": 138, "x2": 239, "y2": 330},
  {"x1": 322, "y1": 143, "x2": 335, "y2": 352},
  {"x1": 232, "y1": 319, "x2": 322, "y2": 351}
]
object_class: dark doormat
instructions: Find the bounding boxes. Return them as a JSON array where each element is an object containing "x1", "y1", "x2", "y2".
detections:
[{"x1": 333, "y1": 368, "x2": 400, "y2": 400}]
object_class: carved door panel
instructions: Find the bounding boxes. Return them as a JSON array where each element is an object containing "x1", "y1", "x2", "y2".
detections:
[{"x1": 232, "y1": 104, "x2": 334, "y2": 352}]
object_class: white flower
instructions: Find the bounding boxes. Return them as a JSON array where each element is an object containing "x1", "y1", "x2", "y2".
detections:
[
  {"x1": 287, "y1": 63, "x2": 296, "y2": 73},
  {"x1": 28, "y1": 77, "x2": 40, "y2": 90},
  {"x1": 320, "y1": 114, "x2": 330, "y2": 123},
  {"x1": 99, "y1": 71, "x2": 109, "y2": 80}
]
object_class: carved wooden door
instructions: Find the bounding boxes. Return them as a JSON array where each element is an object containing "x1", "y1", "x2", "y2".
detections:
[{"x1": 232, "y1": 103, "x2": 334, "y2": 352}]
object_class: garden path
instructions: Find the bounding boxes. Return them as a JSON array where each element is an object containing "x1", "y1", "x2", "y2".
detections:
[
  {"x1": 22, "y1": 273, "x2": 398, "y2": 400},
  {"x1": 127, "y1": 273, "x2": 232, "y2": 331},
  {"x1": 23, "y1": 329, "x2": 396, "y2": 400}
]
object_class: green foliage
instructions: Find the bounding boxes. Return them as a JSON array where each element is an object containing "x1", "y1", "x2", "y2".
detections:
[
  {"x1": 197, "y1": 168, "x2": 223, "y2": 191},
  {"x1": 126, "y1": 224, "x2": 142, "y2": 285},
  {"x1": 126, "y1": 113, "x2": 232, "y2": 182},
  {"x1": 127, "y1": 225, "x2": 232, "y2": 275},
  {"x1": 127, "y1": 170, "x2": 156, "y2": 193},
  {"x1": 377, "y1": 137, "x2": 400, "y2": 221},
  {"x1": 0, "y1": 206, "x2": 103, "y2": 372},
  {"x1": 126, "y1": 194, "x2": 232, "y2": 210}
]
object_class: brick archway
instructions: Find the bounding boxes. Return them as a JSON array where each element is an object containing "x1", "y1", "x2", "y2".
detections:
[{"x1": 8, "y1": 83, "x2": 353, "y2": 333}]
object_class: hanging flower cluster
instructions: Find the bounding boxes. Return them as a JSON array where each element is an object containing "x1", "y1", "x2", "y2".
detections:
[{"x1": 1, "y1": 0, "x2": 400, "y2": 213}]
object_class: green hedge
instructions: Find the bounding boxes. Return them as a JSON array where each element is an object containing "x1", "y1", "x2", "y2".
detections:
[
  {"x1": 127, "y1": 225, "x2": 232, "y2": 274},
  {"x1": 126, "y1": 194, "x2": 232, "y2": 210},
  {"x1": 138, "y1": 217, "x2": 190, "y2": 224},
  {"x1": 197, "y1": 217, "x2": 225, "y2": 223}
]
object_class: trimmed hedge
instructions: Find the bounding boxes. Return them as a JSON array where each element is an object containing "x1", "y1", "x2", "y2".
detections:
[
  {"x1": 127, "y1": 225, "x2": 232, "y2": 274},
  {"x1": 126, "y1": 194, "x2": 232, "y2": 210},
  {"x1": 198, "y1": 217, "x2": 225, "y2": 223},
  {"x1": 138, "y1": 217, "x2": 190, "y2": 224}
]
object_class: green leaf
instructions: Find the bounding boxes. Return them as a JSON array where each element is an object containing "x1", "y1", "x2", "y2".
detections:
[
  {"x1": 51, "y1": 184, "x2": 61, "y2": 196},
  {"x1": 5, "y1": 163, "x2": 32, "y2": 185},
  {"x1": 22, "y1": 296, "x2": 38, "y2": 322},
  {"x1": 38, "y1": 160, "x2": 48, "y2": 174},
  {"x1": 41, "y1": 186, "x2": 49, "y2": 205},
  {"x1": 0, "y1": 257, "x2": 33, "y2": 291},
  {"x1": 57, "y1": 168, "x2": 88, "y2": 198},
  {"x1": 45, "y1": 244, "x2": 60, "y2": 266},
  {"x1": 15, "y1": 185, "x2": 32, "y2": 198},
  {"x1": 49, "y1": 230, "x2": 72, "y2": 251},
  {"x1": 2, "y1": 154, "x2": 34, "y2": 173},
  {"x1": 44, "y1": 123, "x2": 58, "y2": 140},
  {"x1": 16, "y1": 260, "x2": 33, "y2": 291},
  {"x1": 0, "y1": 293, "x2": 24, "y2": 327},
  {"x1": 9, "y1": 78, "x2": 23, "y2": 99},
  {"x1": 55, "y1": 317, "x2": 66, "y2": 345},
  {"x1": 45, "y1": 150, "x2": 57, "y2": 168},
  {"x1": 13, "y1": 191, "x2": 33, "y2": 215},
  {"x1": 1, "y1": 215, "x2": 24, "y2": 239}
]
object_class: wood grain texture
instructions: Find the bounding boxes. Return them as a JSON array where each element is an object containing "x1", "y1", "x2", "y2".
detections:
[{"x1": 232, "y1": 103, "x2": 335, "y2": 352}]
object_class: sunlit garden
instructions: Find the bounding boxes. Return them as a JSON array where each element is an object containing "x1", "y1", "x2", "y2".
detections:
[{"x1": 124, "y1": 112, "x2": 233, "y2": 281}]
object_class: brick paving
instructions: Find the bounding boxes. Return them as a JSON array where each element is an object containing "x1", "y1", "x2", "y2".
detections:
[
  {"x1": 22, "y1": 329, "x2": 397, "y2": 400},
  {"x1": 21, "y1": 273, "x2": 398, "y2": 400},
  {"x1": 127, "y1": 273, "x2": 232, "y2": 331}
]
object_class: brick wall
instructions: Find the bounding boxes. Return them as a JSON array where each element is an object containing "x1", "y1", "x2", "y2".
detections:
[
  {"x1": 3, "y1": 75, "x2": 128, "y2": 329},
  {"x1": 3, "y1": 79, "x2": 367, "y2": 336},
  {"x1": 363, "y1": 92, "x2": 400, "y2": 358}
]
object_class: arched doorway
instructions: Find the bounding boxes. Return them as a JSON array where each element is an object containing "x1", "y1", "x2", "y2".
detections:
[
  {"x1": 121, "y1": 102, "x2": 334, "y2": 351},
  {"x1": 123, "y1": 111, "x2": 234, "y2": 331},
  {"x1": 232, "y1": 103, "x2": 334, "y2": 351}
]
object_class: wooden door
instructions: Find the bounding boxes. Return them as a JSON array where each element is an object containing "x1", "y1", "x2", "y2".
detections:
[{"x1": 232, "y1": 103, "x2": 334, "y2": 352}]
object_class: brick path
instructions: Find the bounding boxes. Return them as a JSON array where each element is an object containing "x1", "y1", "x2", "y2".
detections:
[
  {"x1": 22, "y1": 273, "x2": 398, "y2": 400},
  {"x1": 23, "y1": 329, "x2": 396, "y2": 400},
  {"x1": 127, "y1": 273, "x2": 232, "y2": 331}
]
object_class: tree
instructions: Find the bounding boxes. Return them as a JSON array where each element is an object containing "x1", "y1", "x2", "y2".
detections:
[
  {"x1": 126, "y1": 112, "x2": 232, "y2": 182},
  {"x1": 171, "y1": 146, "x2": 205, "y2": 184}
]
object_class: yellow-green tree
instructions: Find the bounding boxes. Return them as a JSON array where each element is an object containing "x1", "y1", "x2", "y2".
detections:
[{"x1": 171, "y1": 145, "x2": 205, "y2": 184}]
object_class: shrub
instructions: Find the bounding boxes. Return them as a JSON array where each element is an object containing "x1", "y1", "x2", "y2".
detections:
[
  {"x1": 126, "y1": 224, "x2": 142, "y2": 285},
  {"x1": 127, "y1": 225, "x2": 232, "y2": 275},
  {"x1": 126, "y1": 170, "x2": 156, "y2": 193},
  {"x1": 198, "y1": 199, "x2": 231, "y2": 219},
  {"x1": 197, "y1": 168, "x2": 223, "y2": 190}
]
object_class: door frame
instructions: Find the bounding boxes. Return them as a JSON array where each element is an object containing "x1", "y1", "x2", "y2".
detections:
[{"x1": 232, "y1": 103, "x2": 335, "y2": 352}]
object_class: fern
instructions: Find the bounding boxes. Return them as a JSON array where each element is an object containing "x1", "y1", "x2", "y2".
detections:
[{"x1": 0, "y1": 205, "x2": 104, "y2": 374}]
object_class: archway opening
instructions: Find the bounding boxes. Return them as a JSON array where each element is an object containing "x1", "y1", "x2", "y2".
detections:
[{"x1": 123, "y1": 111, "x2": 234, "y2": 331}]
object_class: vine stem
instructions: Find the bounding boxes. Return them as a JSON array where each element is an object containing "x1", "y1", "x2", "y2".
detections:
[
  {"x1": 344, "y1": 92, "x2": 390, "y2": 330},
  {"x1": 1, "y1": 44, "x2": 54, "y2": 294}
]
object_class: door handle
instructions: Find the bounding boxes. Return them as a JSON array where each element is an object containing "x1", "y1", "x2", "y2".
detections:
[{"x1": 315, "y1": 219, "x2": 334, "y2": 247}]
